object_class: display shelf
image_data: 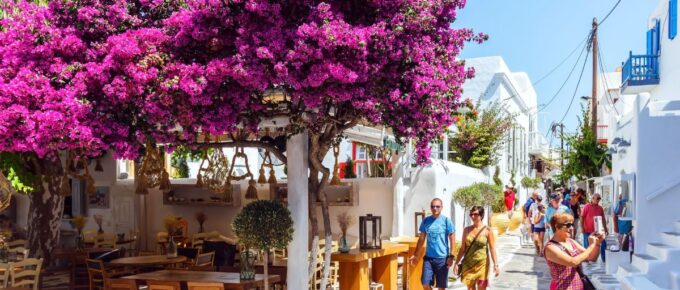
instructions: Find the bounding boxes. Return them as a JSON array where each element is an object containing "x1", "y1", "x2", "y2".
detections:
[
  {"x1": 270, "y1": 180, "x2": 359, "y2": 206},
  {"x1": 163, "y1": 184, "x2": 241, "y2": 207}
]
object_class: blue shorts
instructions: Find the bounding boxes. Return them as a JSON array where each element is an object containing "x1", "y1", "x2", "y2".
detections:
[
  {"x1": 532, "y1": 227, "x2": 546, "y2": 233},
  {"x1": 422, "y1": 257, "x2": 448, "y2": 288}
]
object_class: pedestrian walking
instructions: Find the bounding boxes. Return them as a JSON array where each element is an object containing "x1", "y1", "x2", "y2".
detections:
[
  {"x1": 569, "y1": 188, "x2": 585, "y2": 240},
  {"x1": 521, "y1": 191, "x2": 538, "y2": 244},
  {"x1": 454, "y1": 206, "x2": 500, "y2": 290},
  {"x1": 545, "y1": 191, "x2": 572, "y2": 239},
  {"x1": 545, "y1": 212, "x2": 603, "y2": 290},
  {"x1": 410, "y1": 198, "x2": 456, "y2": 290},
  {"x1": 531, "y1": 195, "x2": 547, "y2": 256},
  {"x1": 581, "y1": 193, "x2": 607, "y2": 261},
  {"x1": 504, "y1": 185, "x2": 516, "y2": 218}
]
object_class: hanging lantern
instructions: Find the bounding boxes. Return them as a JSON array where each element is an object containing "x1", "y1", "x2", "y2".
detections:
[
  {"x1": 139, "y1": 142, "x2": 164, "y2": 189},
  {"x1": 203, "y1": 139, "x2": 231, "y2": 194},
  {"x1": 85, "y1": 174, "x2": 96, "y2": 196},
  {"x1": 94, "y1": 158, "x2": 104, "y2": 172},
  {"x1": 196, "y1": 149, "x2": 207, "y2": 187},
  {"x1": 330, "y1": 143, "x2": 342, "y2": 186},
  {"x1": 359, "y1": 214, "x2": 382, "y2": 250},
  {"x1": 59, "y1": 174, "x2": 71, "y2": 196},
  {"x1": 245, "y1": 179, "x2": 258, "y2": 200},
  {"x1": 257, "y1": 167, "x2": 267, "y2": 184}
]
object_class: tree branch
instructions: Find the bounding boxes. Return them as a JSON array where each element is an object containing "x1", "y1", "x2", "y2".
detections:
[{"x1": 189, "y1": 141, "x2": 287, "y2": 164}]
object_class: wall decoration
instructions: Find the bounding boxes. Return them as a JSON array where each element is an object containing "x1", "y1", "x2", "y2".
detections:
[{"x1": 88, "y1": 186, "x2": 110, "y2": 209}]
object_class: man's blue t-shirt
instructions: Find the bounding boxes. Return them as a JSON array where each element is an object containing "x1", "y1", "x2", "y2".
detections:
[
  {"x1": 523, "y1": 198, "x2": 535, "y2": 217},
  {"x1": 545, "y1": 204, "x2": 572, "y2": 236},
  {"x1": 419, "y1": 215, "x2": 455, "y2": 258}
]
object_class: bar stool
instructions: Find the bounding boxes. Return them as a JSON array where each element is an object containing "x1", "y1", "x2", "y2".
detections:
[{"x1": 369, "y1": 282, "x2": 384, "y2": 290}]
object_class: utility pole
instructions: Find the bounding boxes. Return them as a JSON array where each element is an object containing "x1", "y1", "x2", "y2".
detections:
[
  {"x1": 560, "y1": 123, "x2": 564, "y2": 169},
  {"x1": 591, "y1": 17, "x2": 599, "y2": 138}
]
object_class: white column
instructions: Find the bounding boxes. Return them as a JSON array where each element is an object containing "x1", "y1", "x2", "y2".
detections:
[
  {"x1": 286, "y1": 131, "x2": 309, "y2": 289},
  {"x1": 392, "y1": 151, "x2": 404, "y2": 237}
]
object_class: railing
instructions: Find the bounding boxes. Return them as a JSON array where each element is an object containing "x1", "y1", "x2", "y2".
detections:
[
  {"x1": 528, "y1": 131, "x2": 549, "y2": 156},
  {"x1": 596, "y1": 125, "x2": 609, "y2": 144},
  {"x1": 621, "y1": 52, "x2": 659, "y2": 87}
]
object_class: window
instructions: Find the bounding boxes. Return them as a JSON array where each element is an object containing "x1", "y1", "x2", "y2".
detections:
[
  {"x1": 356, "y1": 145, "x2": 366, "y2": 160},
  {"x1": 356, "y1": 163, "x2": 366, "y2": 178},
  {"x1": 647, "y1": 18, "x2": 661, "y2": 55},
  {"x1": 671, "y1": 0, "x2": 678, "y2": 39}
]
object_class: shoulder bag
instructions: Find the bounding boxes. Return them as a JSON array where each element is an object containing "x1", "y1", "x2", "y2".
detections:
[
  {"x1": 547, "y1": 240, "x2": 596, "y2": 290},
  {"x1": 457, "y1": 226, "x2": 487, "y2": 278}
]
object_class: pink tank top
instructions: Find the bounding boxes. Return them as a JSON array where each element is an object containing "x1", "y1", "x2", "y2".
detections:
[{"x1": 545, "y1": 239, "x2": 584, "y2": 290}]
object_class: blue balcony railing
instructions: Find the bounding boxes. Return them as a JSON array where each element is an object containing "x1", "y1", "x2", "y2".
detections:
[{"x1": 621, "y1": 51, "x2": 660, "y2": 89}]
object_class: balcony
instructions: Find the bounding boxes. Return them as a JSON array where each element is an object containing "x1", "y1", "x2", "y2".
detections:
[
  {"x1": 596, "y1": 125, "x2": 609, "y2": 144},
  {"x1": 621, "y1": 52, "x2": 659, "y2": 94},
  {"x1": 528, "y1": 131, "x2": 550, "y2": 158}
]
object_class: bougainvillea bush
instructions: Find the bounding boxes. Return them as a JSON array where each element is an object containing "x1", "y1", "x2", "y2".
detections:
[{"x1": 0, "y1": 0, "x2": 484, "y2": 269}]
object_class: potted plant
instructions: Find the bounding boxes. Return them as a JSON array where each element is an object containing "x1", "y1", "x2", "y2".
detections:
[
  {"x1": 336, "y1": 211, "x2": 356, "y2": 253},
  {"x1": 70, "y1": 215, "x2": 88, "y2": 249},
  {"x1": 163, "y1": 215, "x2": 179, "y2": 258},
  {"x1": 195, "y1": 212, "x2": 207, "y2": 233},
  {"x1": 93, "y1": 214, "x2": 104, "y2": 234},
  {"x1": 344, "y1": 157, "x2": 357, "y2": 178},
  {"x1": 452, "y1": 182, "x2": 498, "y2": 227},
  {"x1": 232, "y1": 200, "x2": 293, "y2": 289}
]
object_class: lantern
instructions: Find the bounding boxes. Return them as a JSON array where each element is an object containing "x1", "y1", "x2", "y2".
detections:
[
  {"x1": 414, "y1": 210, "x2": 426, "y2": 237},
  {"x1": 359, "y1": 214, "x2": 382, "y2": 250}
]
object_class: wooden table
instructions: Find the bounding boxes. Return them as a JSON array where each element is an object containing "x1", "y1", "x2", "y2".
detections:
[
  {"x1": 85, "y1": 238, "x2": 137, "y2": 247},
  {"x1": 390, "y1": 236, "x2": 425, "y2": 290},
  {"x1": 331, "y1": 242, "x2": 409, "y2": 290},
  {"x1": 122, "y1": 270, "x2": 280, "y2": 290},
  {"x1": 255, "y1": 258, "x2": 287, "y2": 285},
  {"x1": 108, "y1": 255, "x2": 187, "y2": 267}
]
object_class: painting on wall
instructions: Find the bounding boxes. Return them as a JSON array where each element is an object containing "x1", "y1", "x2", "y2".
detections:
[{"x1": 88, "y1": 186, "x2": 110, "y2": 209}]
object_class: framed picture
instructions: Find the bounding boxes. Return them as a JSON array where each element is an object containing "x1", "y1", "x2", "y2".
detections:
[
  {"x1": 88, "y1": 186, "x2": 110, "y2": 209},
  {"x1": 270, "y1": 183, "x2": 288, "y2": 202}
]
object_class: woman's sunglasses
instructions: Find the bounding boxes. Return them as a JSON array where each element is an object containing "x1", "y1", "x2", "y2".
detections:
[{"x1": 559, "y1": 222, "x2": 574, "y2": 229}]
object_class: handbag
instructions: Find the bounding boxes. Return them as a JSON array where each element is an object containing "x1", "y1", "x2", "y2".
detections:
[
  {"x1": 548, "y1": 240, "x2": 596, "y2": 290},
  {"x1": 457, "y1": 226, "x2": 487, "y2": 278}
]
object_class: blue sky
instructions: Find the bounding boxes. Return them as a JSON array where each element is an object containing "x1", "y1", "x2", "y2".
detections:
[{"x1": 455, "y1": 0, "x2": 657, "y2": 145}]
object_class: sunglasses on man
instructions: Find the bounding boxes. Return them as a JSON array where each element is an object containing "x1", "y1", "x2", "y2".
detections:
[
  {"x1": 431, "y1": 205, "x2": 441, "y2": 209},
  {"x1": 469, "y1": 212, "x2": 480, "y2": 217}
]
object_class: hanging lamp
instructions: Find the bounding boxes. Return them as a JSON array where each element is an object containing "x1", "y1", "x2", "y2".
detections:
[{"x1": 330, "y1": 143, "x2": 342, "y2": 186}]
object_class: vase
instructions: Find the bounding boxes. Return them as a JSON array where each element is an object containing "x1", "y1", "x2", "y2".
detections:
[
  {"x1": 339, "y1": 234, "x2": 350, "y2": 253},
  {"x1": 508, "y1": 210, "x2": 523, "y2": 231},
  {"x1": 490, "y1": 213, "x2": 510, "y2": 236},
  {"x1": 97, "y1": 224, "x2": 104, "y2": 234},
  {"x1": 166, "y1": 236, "x2": 178, "y2": 258},
  {"x1": 240, "y1": 250, "x2": 256, "y2": 280},
  {"x1": 199, "y1": 224, "x2": 204, "y2": 233}
]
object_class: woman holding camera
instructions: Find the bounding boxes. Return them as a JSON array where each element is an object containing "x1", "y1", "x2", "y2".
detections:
[
  {"x1": 453, "y1": 206, "x2": 499, "y2": 290},
  {"x1": 545, "y1": 212, "x2": 603, "y2": 290}
]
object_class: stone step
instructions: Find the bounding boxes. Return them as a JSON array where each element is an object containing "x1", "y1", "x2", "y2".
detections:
[
  {"x1": 661, "y1": 232, "x2": 680, "y2": 247},
  {"x1": 591, "y1": 274, "x2": 621, "y2": 290},
  {"x1": 647, "y1": 243, "x2": 680, "y2": 261},
  {"x1": 621, "y1": 275, "x2": 669, "y2": 290},
  {"x1": 616, "y1": 263, "x2": 643, "y2": 281},
  {"x1": 632, "y1": 253, "x2": 659, "y2": 273}
]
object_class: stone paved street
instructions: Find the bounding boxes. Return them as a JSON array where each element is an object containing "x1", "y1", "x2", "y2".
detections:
[{"x1": 446, "y1": 230, "x2": 552, "y2": 290}]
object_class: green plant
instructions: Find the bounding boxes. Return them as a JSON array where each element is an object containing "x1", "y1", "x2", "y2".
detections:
[
  {"x1": 344, "y1": 157, "x2": 357, "y2": 178},
  {"x1": 449, "y1": 101, "x2": 514, "y2": 169},
  {"x1": 509, "y1": 170, "x2": 516, "y2": 188},
  {"x1": 232, "y1": 200, "x2": 293, "y2": 288},
  {"x1": 170, "y1": 152, "x2": 190, "y2": 178},
  {"x1": 0, "y1": 152, "x2": 38, "y2": 194},
  {"x1": 453, "y1": 182, "x2": 500, "y2": 226},
  {"x1": 520, "y1": 176, "x2": 541, "y2": 189},
  {"x1": 558, "y1": 108, "x2": 611, "y2": 182},
  {"x1": 493, "y1": 166, "x2": 502, "y2": 186}
]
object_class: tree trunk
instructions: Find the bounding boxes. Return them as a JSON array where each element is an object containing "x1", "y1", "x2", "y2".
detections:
[
  {"x1": 264, "y1": 250, "x2": 269, "y2": 290},
  {"x1": 309, "y1": 133, "x2": 333, "y2": 290},
  {"x1": 308, "y1": 170, "x2": 320, "y2": 283},
  {"x1": 27, "y1": 176, "x2": 65, "y2": 265}
]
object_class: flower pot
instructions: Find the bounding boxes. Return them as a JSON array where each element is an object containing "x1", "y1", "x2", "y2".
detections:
[
  {"x1": 490, "y1": 213, "x2": 510, "y2": 236},
  {"x1": 339, "y1": 235, "x2": 350, "y2": 253},
  {"x1": 508, "y1": 210, "x2": 523, "y2": 231},
  {"x1": 240, "y1": 250, "x2": 256, "y2": 280}
]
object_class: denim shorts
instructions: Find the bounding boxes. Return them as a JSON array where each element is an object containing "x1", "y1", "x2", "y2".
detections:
[{"x1": 422, "y1": 257, "x2": 448, "y2": 288}]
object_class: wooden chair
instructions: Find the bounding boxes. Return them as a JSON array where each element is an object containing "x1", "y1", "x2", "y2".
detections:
[
  {"x1": 84, "y1": 230, "x2": 98, "y2": 243},
  {"x1": 191, "y1": 233, "x2": 207, "y2": 250},
  {"x1": 188, "y1": 265, "x2": 215, "y2": 272},
  {"x1": 187, "y1": 282, "x2": 224, "y2": 290},
  {"x1": 107, "y1": 278, "x2": 138, "y2": 290},
  {"x1": 9, "y1": 246, "x2": 28, "y2": 261},
  {"x1": 176, "y1": 247, "x2": 200, "y2": 269},
  {"x1": 146, "y1": 280, "x2": 181, "y2": 290},
  {"x1": 86, "y1": 259, "x2": 108, "y2": 290},
  {"x1": 7, "y1": 239, "x2": 27, "y2": 250},
  {"x1": 9, "y1": 258, "x2": 43, "y2": 290},
  {"x1": 0, "y1": 262, "x2": 9, "y2": 288},
  {"x1": 94, "y1": 233, "x2": 117, "y2": 248},
  {"x1": 195, "y1": 252, "x2": 214, "y2": 267}
]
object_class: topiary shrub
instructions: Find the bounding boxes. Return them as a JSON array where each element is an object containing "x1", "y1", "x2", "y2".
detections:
[{"x1": 232, "y1": 200, "x2": 293, "y2": 288}]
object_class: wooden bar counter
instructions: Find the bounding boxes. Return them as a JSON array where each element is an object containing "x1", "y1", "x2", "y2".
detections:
[
  {"x1": 331, "y1": 242, "x2": 408, "y2": 290},
  {"x1": 390, "y1": 236, "x2": 425, "y2": 290}
]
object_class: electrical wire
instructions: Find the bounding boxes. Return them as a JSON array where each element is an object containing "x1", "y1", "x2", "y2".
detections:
[
  {"x1": 597, "y1": 46, "x2": 621, "y2": 116},
  {"x1": 558, "y1": 39, "x2": 591, "y2": 125},
  {"x1": 533, "y1": 35, "x2": 590, "y2": 87},
  {"x1": 598, "y1": 0, "x2": 622, "y2": 27},
  {"x1": 538, "y1": 32, "x2": 591, "y2": 112}
]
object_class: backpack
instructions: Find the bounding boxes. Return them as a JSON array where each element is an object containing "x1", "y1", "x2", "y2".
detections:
[{"x1": 523, "y1": 199, "x2": 534, "y2": 217}]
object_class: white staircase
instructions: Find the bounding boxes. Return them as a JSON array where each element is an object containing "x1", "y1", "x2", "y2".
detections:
[{"x1": 618, "y1": 220, "x2": 680, "y2": 290}]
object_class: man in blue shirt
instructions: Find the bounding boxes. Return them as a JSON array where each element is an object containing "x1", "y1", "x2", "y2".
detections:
[
  {"x1": 545, "y1": 191, "x2": 572, "y2": 239},
  {"x1": 409, "y1": 198, "x2": 455, "y2": 290}
]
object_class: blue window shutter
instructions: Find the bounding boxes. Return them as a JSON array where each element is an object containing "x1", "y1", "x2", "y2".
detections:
[
  {"x1": 647, "y1": 28, "x2": 653, "y2": 55},
  {"x1": 671, "y1": 0, "x2": 678, "y2": 39},
  {"x1": 656, "y1": 19, "x2": 661, "y2": 53}
]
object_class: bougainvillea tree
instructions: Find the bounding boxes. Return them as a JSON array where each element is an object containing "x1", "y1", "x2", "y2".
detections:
[{"x1": 0, "y1": 0, "x2": 484, "y2": 281}]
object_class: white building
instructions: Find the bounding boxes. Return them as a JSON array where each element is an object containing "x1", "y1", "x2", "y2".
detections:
[{"x1": 596, "y1": 0, "x2": 680, "y2": 289}]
